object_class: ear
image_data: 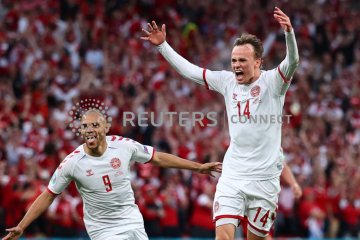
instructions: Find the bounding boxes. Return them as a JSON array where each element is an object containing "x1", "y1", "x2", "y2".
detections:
[
  {"x1": 105, "y1": 123, "x2": 111, "y2": 133},
  {"x1": 255, "y1": 58, "x2": 262, "y2": 68}
]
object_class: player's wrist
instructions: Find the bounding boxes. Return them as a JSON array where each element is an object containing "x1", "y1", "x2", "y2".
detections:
[
  {"x1": 16, "y1": 224, "x2": 25, "y2": 233},
  {"x1": 197, "y1": 163, "x2": 205, "y2": 173},
  {"x1": 156, "y1": 40, "x2": 167, "y2": 49},
  {"x1": 285, "y1": 27, "x2": 294, "y2": 33}
]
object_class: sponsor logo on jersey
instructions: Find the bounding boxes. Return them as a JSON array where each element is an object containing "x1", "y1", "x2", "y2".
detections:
[
  {"x1": 253, "y1": 98, "x2": 262, "y2": 104},
  {"x1": 232, "y1": 93, "x2": 238, "y2": 100},
  {"x1": 110, "y1": 158, "x2": 121, "y2": 169},
  {"x1": 115, "y1": 170, "x2": 124, "y2": 177},
  {"x1": 86, "y1": 169, "x2": 94, "y2": 176},
  {"x1": 250, "y1": 85, "x2": 261, "y2": 97}
]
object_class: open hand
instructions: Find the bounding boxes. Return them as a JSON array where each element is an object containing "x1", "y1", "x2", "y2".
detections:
[
  {"x1": 198, "y1": 162, "x2": 222, "y2": 177},
  {"x1": 141, "y1": 21, "x2": 166, "y2": 46},
  {"x1": 2, "y1": 226, "x2": 23, "y2": 240},
  {"x1": 274, "y1": 7, "x2": 292, "y2": 32}
]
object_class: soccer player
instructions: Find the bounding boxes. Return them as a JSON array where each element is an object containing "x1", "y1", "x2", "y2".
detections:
[
  {"x1": 141, "y1": 6, "x2": 299, "y2": 240},
  {"x1": 2, "y1": 109, "x2": 222, "y2": 240}
]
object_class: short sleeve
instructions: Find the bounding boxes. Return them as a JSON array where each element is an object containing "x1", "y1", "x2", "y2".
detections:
[
  {"x1": 130, "y1": 141, "x2": 155, "y2": 164},
  {"x1": 48, "y1": 159, "x2": 74, "y2": 195}
]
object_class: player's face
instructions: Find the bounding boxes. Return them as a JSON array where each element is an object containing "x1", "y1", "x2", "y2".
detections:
[
  {"x1": 231, "y1": 44, "x2": 261, "y2": 85},
  {"x1": 80, "y1": 112, "x2": 107, "y2": 149}
]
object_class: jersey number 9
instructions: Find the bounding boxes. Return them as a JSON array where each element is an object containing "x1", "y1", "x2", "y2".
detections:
[{"x1": 102, "y1": 175, "x2": 113, "y2": 192}]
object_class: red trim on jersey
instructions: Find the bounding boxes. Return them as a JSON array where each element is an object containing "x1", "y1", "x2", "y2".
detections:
[
  {"x1": 248, "y1": 220, "x2": 270, "y2": 234},
  {"x1": 202, "y1": 68, "x2": 210, "y2": 90},
  {"x1": 277, "y1": 66, "x2": 290, "y2": 83},
  {"x1": 214, "y1": 214, "x2": 244, "y2": 222},
  {"x1": 73, "y1": 150, "x2": 80, "y2": 153},
  {"x1": 46, "y1": 187, "x2": 59, "y2": 196},
  {"x1": 111, "y1": 135, "x2": 117, "y2": 141},
  {"x1": 145, "y1": 148, "x2": 156, "y2": 164}
]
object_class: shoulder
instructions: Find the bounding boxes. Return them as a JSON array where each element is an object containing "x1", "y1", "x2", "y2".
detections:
[
  {"x1": 106, "y1": 135, "x2": 138, "y2": 150},
  {"x1": 221, "y1": 70, "x2": 235, "y2": 81},
  {"x1": 257, "y1": 69, "x2": 275, "y2": 85},
  {"x1": 219, "y1": 70, "x2": 236, "y2": 90},
  {"x1": 55, "y1": 146, "x2": 85, "y2": 176},
  {"x1": 60, "y1": 146, "x2": 86, "y2": 168}
]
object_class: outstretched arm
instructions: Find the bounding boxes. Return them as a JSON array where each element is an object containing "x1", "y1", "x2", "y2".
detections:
[
  {"x1": 2, "y1": 190, "x2": 57, "y2": 240},
  {"x1": 272, "y1": 7, "x2": 299, "y2": 95},
  {"x1": 141, "y1": 21, "x2": 226, "y2": 93},
  {"x1": 151, "y1": 151, "x2": 222, "y2": 177}
]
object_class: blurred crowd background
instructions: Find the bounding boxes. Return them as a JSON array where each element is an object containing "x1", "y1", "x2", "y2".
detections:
[{"x1": 0, "y1": 0, "x2": 360, "y2": 239}]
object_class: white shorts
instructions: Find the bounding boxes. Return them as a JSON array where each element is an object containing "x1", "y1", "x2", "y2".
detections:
[
  {"x1": 213, "y1": 177, "x2": 280, "y2": 237},
  {"x1": 94, "y1": 228, "x2": 148, "y2": 240},
  {"x1": 117, "y1": 228, "x2": 148, "y2": 240}
]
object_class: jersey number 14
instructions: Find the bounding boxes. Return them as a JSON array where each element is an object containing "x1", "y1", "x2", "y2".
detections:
[{"x1": 237, "y1": 100, "x2": 250, "y2": 119}]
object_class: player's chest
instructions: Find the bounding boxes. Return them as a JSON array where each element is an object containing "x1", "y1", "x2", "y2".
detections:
[
  {"x1": 227, "y1": 83, "x2": 268, "y2": 116},
  {"x1": 75, "y1": 153, "x2": 132, "y2": 191}
]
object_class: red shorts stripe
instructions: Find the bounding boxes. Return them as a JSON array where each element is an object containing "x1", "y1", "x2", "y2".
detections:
[
  {"x1": 202, "y1": 68, "x2": 210, "y2": 90},
  {"x1": 214, "y1": 214, "x2": 244, "y2": 222},
  {"x1": 277, "y1": 66, "x2": 290, "y2": 83}
]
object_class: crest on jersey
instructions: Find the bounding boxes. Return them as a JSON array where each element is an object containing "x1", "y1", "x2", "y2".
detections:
[
  {"x1": 214, "y1": 201, "x2": 220, "y2": 213},
  {"x1": 110, "y1": 158, "x2": 121, "y2": 169},
  {"x1": 250, "y1": 85, "x2": 261, "y2": 97}
]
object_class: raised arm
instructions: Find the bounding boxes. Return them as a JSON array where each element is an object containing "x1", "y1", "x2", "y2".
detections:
[
  {"x1": 141, "y1": 21, "x2": 228, "y2": 93},
  {"x1": 2, "y1": 191, "x2": 57, "y2": 240},
  {"x1": 141, "y1": 21, "x2": 207, "y2": 85},
  {"x1": 151, "y1": 151, "x2": 222, "y2": 177},
  {"x1": 271, "y1": 7, "x2": 299, "y2": 95}
]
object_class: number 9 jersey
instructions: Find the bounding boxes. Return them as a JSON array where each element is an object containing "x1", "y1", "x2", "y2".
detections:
[{"x1": 47, "y1": 136, "x2": 155, "y2": 240}]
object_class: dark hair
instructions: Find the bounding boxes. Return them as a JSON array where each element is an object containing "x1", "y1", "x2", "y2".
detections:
[{"x1": 233, "y1": 33, "x2": 263, "y2": 59}]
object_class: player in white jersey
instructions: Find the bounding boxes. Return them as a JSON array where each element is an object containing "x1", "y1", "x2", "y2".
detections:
[
  {"x1": 141, "y1": 7, "x2": 299, "y2": 240},
  {"x1": 2, "y1": 109, "x2": 222, "y2": 240}
]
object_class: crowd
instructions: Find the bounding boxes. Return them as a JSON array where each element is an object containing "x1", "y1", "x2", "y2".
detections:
[{"x1": 0, "y1": 0, "x2": 359, "y2": 238}]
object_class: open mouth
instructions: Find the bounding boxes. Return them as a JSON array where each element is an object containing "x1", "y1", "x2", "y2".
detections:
[
  {"x1": 235, "y1": 70, "x2": 244, "y2": 77},
  {"x1": 86, "y1": 135, "x2": 97, "y2": 144}
]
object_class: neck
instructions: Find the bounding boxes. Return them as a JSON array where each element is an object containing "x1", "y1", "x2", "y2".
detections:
[
  {"x1": 248, "y1": 69, "x2": 261, "y2": 84},
  {"x1": 84, "y1": 141, "x2": 107, "y2": 157}
]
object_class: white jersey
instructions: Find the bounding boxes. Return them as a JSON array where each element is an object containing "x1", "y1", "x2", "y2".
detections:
[
  {"x1": 157, "y1": 30, "x2": 298, "y2": 180},
  {"x1": 47, "y1": 136, "x2": 155, "y2": 239}
]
